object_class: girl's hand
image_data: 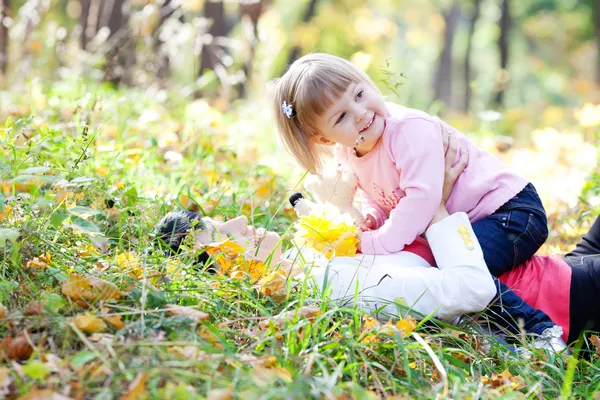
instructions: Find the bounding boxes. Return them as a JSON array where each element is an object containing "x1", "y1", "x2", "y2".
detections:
[
  {"x1": 356, "y1": 229, "x2": 363, "y2": 252},
  {"x1": 441, "y1": 128, "x2": 468, "y2": 203},
  {"x1": 359, "y1": 214, "x2": 377, "y2": 231}
]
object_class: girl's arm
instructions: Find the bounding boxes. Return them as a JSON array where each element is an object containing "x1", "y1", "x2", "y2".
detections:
[{"x1": 360, "y1": 118, "x2": 447, "y2": 254}]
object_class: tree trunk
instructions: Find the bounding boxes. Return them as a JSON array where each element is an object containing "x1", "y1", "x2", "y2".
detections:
[
  {"x1": 433, "y1": 0, "x2": 461, "y2": 108},
  {"x1": 463, "y1": 0, "x2": 481, "y2": 112},
  {"x1": 238, "y1": 0, "x2": 265, "y2": 98},
  {"x1": 0, "y1": 0, "x2": 9, "y2": 76},
  {"x1": 199, "y1": 0, "x2": 229, "y2": 78},
  {"x1": 286, "y1": 0, "x2": 320, "y2": 68},
  {"x1": 154, "y1": 0, "x2": 177, "y2": 79},
  {"x1": 495, "y1": 0, "x2": 511, "y2": 106}
]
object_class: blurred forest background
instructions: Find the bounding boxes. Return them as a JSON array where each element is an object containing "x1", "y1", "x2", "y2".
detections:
[
  {"x1": 0, "y1": 0, "x2": 599, "y2": 113},
  {"x1": 1, "y1": 0, "x2": 600, "y2": 213}
]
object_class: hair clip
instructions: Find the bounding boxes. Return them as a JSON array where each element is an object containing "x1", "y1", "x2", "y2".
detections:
[{"x1": 281, "y1": 100, "x2": 295, "y2": 119}]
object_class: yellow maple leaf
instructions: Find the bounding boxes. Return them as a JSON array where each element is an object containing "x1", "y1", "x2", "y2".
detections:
[
  {"x1": 61, "y1": 276, "x2": 121, "y2": 306},
  {"x1": 115, "y1": 252, "x2": 142, "y2": 278},
  {"x1": 73, "y1": 313, "x2": 108, "y2": 333}
]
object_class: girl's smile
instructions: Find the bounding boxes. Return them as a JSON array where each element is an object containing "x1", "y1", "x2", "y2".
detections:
[{"x1": 315, "y1": 81, "x2": 386, "y2": 156}]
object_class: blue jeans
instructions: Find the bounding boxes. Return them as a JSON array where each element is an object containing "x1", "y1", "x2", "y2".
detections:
[{"x1": 473, "y1": 183, "x2": 554, "y2": 335}]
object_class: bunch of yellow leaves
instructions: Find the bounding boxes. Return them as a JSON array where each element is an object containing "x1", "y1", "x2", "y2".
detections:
[{"x1": 293, "y1": 205, "x2": 359, "y2": 259}]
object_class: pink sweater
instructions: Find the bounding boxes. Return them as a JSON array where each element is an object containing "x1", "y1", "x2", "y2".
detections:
[{"x1": 336, "y1": 103, "x2": 529, "y2": 255}]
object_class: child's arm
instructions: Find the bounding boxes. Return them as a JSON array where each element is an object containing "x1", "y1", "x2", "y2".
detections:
[{"x1": 360, "y1": 118, "x2": 446, "y2": 254}]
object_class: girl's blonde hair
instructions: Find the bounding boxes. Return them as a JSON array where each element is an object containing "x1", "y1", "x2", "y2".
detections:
[{"x1": 273, "y1": 53, "x2": 379, "y2": 173}]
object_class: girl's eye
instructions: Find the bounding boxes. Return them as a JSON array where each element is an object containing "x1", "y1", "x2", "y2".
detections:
[
  {"x1": 356, "y1": 90, "x2": 364, "y2": 100},
  {"x1": 335, "y1": 112, "x2": 346, "y2": 125}
]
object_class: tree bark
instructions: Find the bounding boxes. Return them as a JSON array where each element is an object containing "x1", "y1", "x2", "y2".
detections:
[
  {"x1": 463, "y1": 0, "x2": 481, "y2": 112},
  {"x1": 286, "y1": 0, "x2": 320, "y2": 68},
  {"x1": 0, "y1": 0, "x2": 9, "y2": 76},
  {"x1": 495, "y1": 0, "x2": 511, "y2": 106},
  {"x1": 199, "y1": 0, "x2": 230, "y2": 78},
  {"x1": 238, "y1": 0, "x2": 265, "y2": 98},
  {"x1": 433, "y1": 0, "x2": 461, "y2": 108}
]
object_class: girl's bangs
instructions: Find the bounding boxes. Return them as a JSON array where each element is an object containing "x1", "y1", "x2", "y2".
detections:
[{"x1": 296, "y1": 70, "x2": 359, "y2": 124}]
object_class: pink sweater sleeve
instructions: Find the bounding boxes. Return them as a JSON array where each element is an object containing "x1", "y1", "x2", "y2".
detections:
[
  {"x1": 359, "y1": 190, "x2": 387, "y2": 228},
  {"x1": 360, "y1": 118, "x2": 445, "y2": 254}
]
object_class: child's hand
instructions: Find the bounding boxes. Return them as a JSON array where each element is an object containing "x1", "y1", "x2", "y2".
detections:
[
  {"x1": 359, "y1": 214, "x2": 377, "y2": 231},
  {"x1": 356, "y1": 229, "x2": 363, "y2": 252},
  {"x1": 442, "y1": 130, "x2": 469, "y2": 203}
]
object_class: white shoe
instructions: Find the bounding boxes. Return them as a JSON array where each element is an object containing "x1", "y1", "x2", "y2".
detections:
[{"x1": 533, "y1": 325, "x2": 569, "y2": 354}]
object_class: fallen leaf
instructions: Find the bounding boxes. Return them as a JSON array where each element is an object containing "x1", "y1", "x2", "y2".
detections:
[
  {"x1": 22, "y1": 360, "x2": 51, "y2": 380},
  {"x1": 165, "y1": 305, "x2": 210, "y2": 322},
  {"x1": 121, "y1": 372, "x2": 147, "y2": 400},
  {"x1": 17, "y1": 388, "x2": 73, "y2": 400},
  {"x1": 25, "y1": 301, "x2": 43, "y2": 316},
  {"x1": 258, "y1": 306, "x2": 320, "y2": 331},
  {"x1": 26, "y1": 253, "x2": 51, "y2": 270},
  {"x1": 1, "y1": 335, "x2": 34, "y2": 361},
  {"x1": 61, "y1": 276, "x2": 121, "y2": 306},
  {"x1": 0, "y1": 303, "x2": 7, "y2": 320},
  {"x1": 480, "y1": 368, "x2": 525, "y2": 392},
  {"x1": 73, "y1": 313, "x2": 108, "y2": 333},
  {"x1": 101, "y1": 308, "x2": 124, "y2": 330},
  {"x1": 207, "y1": 388, "x2": 233, "y2": 400},
  {"x1": 115, "y1": 252, "x2": 142, "y2": 278},
  {"x1": 590, "y1": 335, "x2": 600, "y2": 356}
]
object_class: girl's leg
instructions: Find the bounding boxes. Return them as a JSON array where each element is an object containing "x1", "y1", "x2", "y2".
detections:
[
  {"x1": 472, "y1": 183, "x2": 548, "y2": 276},
  {"x1": 486, "y1": 280, "x2": 555, "y2": 335},
  {"x1": 565, "y1": 215, "x2": 600, "y2": 258},
  {"x1": 473, "y1": 183, "x2": 555, "y2": 336}
]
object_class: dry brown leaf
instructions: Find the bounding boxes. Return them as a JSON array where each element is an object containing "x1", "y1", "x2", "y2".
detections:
[
  {"x1": 165, "y1": 304, "x2": 210, "y2": 322},
  {"x1": 101, "y1": 308, "x2": 125, "y2": 330},
  {"x1": 590, "y1": 335, "x2": 600, "y2": 356},
  {"x1": 0, "y1": 303, "x2": 7, "y2": 320},
  {"x1": 25, "y1": 301, "x2": 43, "y2": 316},
  {"x1": 61, "y1": 276, "x2": 121, "y2": 306},
  {"x1": 17, "y1": 389, "x2": 73, "y2": 400},
  {"x1": 88, "y1": 333, "x2": 116, "y2": 348},
  {"x1": 258, "y1": 306, "x2": 320, "y2": 331},
  {"x1": 480, "y1": 368, "x2": 525, "y2": 392},
  {"x1": 207, "y1": 388, "x2": 233, "y2": 400},
  {"x1": 73, "y1": 313, "x2": 108, "y2": 333},
  {"x1": 1, "y1": 335, "x2": 34, "y2": 361},
  {"x1": 120, "y1": 372, "x2": 147, "y2": 400}
]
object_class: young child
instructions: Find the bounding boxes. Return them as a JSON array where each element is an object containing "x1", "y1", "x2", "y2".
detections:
[{"x1": 273, "y1": 53, "x2": 562, "y2": 344}]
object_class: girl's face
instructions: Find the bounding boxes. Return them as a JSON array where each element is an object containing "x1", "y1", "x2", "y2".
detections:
[
  {"x1": 194, "y1": 216, "x2": 282, "y2": 264},
  {"x1": 315, "y1": 81, "x2": 387, "y2": 156}
]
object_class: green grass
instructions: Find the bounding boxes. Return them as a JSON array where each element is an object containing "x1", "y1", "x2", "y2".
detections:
[{"x1": 0, "y1": 78, "x2": 599, "y2": 399}]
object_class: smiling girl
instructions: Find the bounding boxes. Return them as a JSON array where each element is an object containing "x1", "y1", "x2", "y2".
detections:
[{"x1": 272, "y1": 53, "x2": 561, "y2": 343}]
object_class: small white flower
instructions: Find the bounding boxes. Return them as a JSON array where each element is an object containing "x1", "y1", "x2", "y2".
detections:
[{"x1": 281, "y1": 101, "x2": 294, "y2": 118}]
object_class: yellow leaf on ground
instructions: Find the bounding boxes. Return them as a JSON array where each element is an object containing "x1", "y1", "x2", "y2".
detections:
[
  {"x1": 0, "y1": 303, "x2": 6, "y2": 320},
  {"x1": 258, "y1": 306, "x2": 320, "y2": 331},
  {"x1": 115, "y1": 252, "x2": 142, "y2": 278},
  {"x1": 101, "y1": 307, "x2": 125, "y2": 330},
  {"x1": 121, "y1": 372, "x2": 147, "y2": 400},
  {"x1": 73, "y1": 313, "x2": 108, "y2": 333},
  {"x1": 61, "y1": 276, "x2": 121, "y2": 305},
  {"x1": 165, "y1": 305, "x2": 210, "y2": 322}
]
